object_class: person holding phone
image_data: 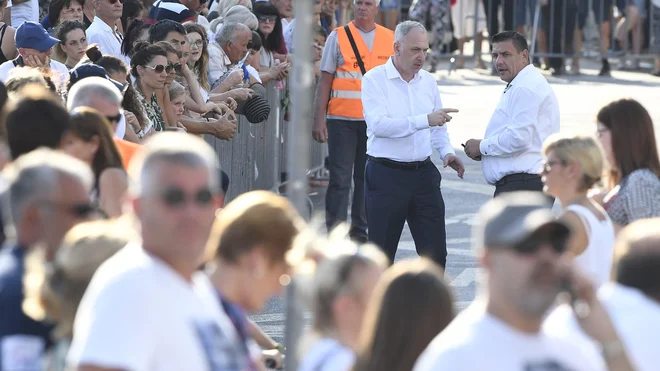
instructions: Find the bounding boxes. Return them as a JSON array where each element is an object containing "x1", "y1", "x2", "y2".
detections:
[{"x1": 0, "y1": 21, "x2": 69, "y2": 83}]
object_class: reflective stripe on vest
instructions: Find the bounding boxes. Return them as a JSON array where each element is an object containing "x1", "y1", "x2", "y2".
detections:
[{"x1": 327, "y1": 22, "x2": 394, "y2": 120}]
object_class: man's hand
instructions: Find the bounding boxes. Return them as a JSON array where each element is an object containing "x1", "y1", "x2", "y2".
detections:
[
  {"x1": 427, "y1": 108, "x2": 459, "y2": 127},
  {"x1": 444, "y1": 154, "x2": 465, "y2": 179},
  {"x1": 229, "y1": 87, "x2": 253, "y2": 102},
  {"x1": 464, "y1": 139, "x2": 482, "y2": 161},
  {"x1": 312, "y1": 116, "x2": 328, "y2": 143},
  {"x1": 224, "y1": 97, "x2": 238, "y2": 111},
  {"x1": 210, "y1": 111, "x2": 238, "y2": 140},
  {"x1": 24, "y1": 54, "x2": 49, "y2": 69}
]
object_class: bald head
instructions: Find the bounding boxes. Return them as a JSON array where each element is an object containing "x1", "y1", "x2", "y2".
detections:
[{"x1": 613, "y1": 219, "x2": 660, "y2": 301}]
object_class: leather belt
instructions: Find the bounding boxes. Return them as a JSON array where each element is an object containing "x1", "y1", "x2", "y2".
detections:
[
  {"x1": 367, "y1": 156, "x2": 431, "y2": 170},
  {"x1": 495, "y1": 173, "x2": 541, "y2": 187}
]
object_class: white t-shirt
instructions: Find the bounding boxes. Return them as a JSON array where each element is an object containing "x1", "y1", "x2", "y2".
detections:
[
  {"x1": 10, "y1": 0, "x2": 38, "y2": 27},
  {"x1": 68, "y1": 243, "x2": 241, "y2": 371},
  {"x1": 0, "y1": 58, "x2": 69, "y2": 88},
  {"x1": 414, "y1": 301, "x2": 605, "y2": 371},
  {"x1": 544, "y1": 283, "x2": 660, "y2": 371},
  {"x1": 298, "y1": 338, "x2": 355, "y2": 371}
]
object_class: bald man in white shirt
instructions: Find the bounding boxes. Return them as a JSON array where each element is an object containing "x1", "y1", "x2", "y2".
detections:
[
  {"x1": 463, "y1": 31, "x2": 560, "y2": 199},
  {"x1": 361, "y1": 20, "x2": 463, "y2": 267}
]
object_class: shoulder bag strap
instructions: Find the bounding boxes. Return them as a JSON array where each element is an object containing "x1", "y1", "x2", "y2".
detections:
[{"x1": 343, "y1": 24, "x2": 366, "y2": 75}]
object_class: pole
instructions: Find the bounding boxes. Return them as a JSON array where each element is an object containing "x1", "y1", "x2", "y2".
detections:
[{"x1": 284, "y1": 0, "x2": 314, "y2": 369}]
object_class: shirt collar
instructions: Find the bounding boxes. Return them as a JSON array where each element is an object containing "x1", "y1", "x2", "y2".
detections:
[
  {"x1": 91, "y1": 16, "x2": 117, "y2": 34},
  {"x1": 385, "y1": 57, "x2": 421, "y2": 82},
  {"x1": 506, "y1": 63, "x2": 535, "y2": 89}
]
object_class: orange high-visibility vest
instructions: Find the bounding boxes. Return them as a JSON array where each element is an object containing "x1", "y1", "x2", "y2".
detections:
[{"x1": 327, "y1": 22, "x2": 394, "y2": 120}]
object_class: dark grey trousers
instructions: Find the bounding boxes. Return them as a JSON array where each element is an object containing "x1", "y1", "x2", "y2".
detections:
[{"x1": 325, "y1": 118, "x2": 368, "y2": 238}]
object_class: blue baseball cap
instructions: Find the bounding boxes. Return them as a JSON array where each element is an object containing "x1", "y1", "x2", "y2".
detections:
[
  {"x1": 69, "y1": 64, "x2": 126, "y2": 93},
  {"x1": 15, "y1": 21, "x2": 60, "y2": 51}
]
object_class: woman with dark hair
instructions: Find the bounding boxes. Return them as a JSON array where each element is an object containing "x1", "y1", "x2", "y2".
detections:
[
  {"x1": 90, "y1": 49, "x2": 153, "y2": 142},
  {"x1": 120, "y1": 0, "x2": 145, "y2": 35},
  {"x1": 55, "y1": 20, "x2": 87, "y2": 69},
  {"x1": 61, "y1": 107, "x2": 127, "y2": 218},
  {"x1": 42, "y1": 0, "x2": 89, "y2": 34},
  {"x1": 253, "y1": 2, "x2": 290, "y2": 75},
  {"x1": 353, "y1": 259, "x2": 454, "y2": 371},
  {"x1": 121, "y1": 20, "x2": 150, "y2": 59},
  {"x1": 130, "y1": 41, "x2": 168, "y2": 132},
  {"x1": 596, "y1": 98, "x2": 660, "y2": 229}
]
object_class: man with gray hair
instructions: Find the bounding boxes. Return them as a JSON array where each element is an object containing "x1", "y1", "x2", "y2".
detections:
[
  {"x1": 67, "y1": 76, "x2": 140, "y2": 168},
  {"x1": 313, "y1": 0, "x2": 393, "y2": 243},
  {"x1": 68, "y1": 132, "x2": 242, "y2": 371},
  {"x1": 208, "y1": 21, "x2": 255, "y2": 93},
  {"x1": 360, "y1": 20, "x2": 462, "y2": 267},
  {"x1": 0, "y1": 148, "x2": 94, "y2": 370}
]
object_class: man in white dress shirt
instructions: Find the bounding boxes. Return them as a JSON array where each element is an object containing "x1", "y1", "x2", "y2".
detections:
[
  {"x1": 463, "y1": 31, "x2": 559, "y2": 199},
  {"x1": 86, "y1": 0, "x2": 129, "y2": 65},
  {"x1": 361, "y1": 20, "x2": 463, "y2": 267}
]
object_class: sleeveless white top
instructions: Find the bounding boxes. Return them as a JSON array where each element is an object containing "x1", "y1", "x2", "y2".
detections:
[{"x1": 566, "y1": 204, "x2": 616, "y2": 287}]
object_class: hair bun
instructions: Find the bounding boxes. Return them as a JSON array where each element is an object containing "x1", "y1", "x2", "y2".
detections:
[
  {"x1": 132, "y1": 41, "x2": 151, "y2": 53},
  {"x1": 85, "y1": 45, "x2": 103, "y2": 63}
]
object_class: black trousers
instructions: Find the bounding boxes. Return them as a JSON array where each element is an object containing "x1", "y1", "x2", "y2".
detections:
[
  {"x1": 482, "y1": 0, "x2": 516, "y2": 46},
  {"x1": 543, "y1": 0, "x2": 577, "y2": 71},
  {"x1": 365, "y1": 159, "x2": 447, "y2": 268},
  {"x1": 494, "y1": 173, "x2": 554, "y2": 206},
  {"x1": 325, "y1": 119, "x2": 368, "y2": 238}
]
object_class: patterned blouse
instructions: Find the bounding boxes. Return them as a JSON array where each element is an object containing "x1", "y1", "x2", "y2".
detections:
[
  {"x1": 603, "y1": 168, "x2": 660, "y2": 226},
  {"x1": 135, "y1": 89, "x2": 166, "y2": 132}
]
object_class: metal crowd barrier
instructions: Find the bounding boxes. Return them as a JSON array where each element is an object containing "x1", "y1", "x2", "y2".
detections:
[
  {"x1": 404, "y1": 0, "x2": 659, "y2": 69},
  {"x1": 204, "y1": 82, "x2": 328, "y2": 204}
]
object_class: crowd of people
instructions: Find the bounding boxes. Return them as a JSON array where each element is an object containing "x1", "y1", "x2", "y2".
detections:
[
  {"x1": 405, "y1": 0, "x2": 660, "y2": 76},
  {"x1": 0, "y1": 0, "x2": 658, "y2": 370}
]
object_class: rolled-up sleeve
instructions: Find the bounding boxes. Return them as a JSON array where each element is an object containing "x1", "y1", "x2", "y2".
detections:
[
  {"x1": 362, "y1": 73, "x2": 429, "y2": 138},
  {"x1": 479, "y1": 86, "x2": 541, "y2": 157},
  {"x1": 429, "y1": 84, "x2": 455, "y2": 159}
]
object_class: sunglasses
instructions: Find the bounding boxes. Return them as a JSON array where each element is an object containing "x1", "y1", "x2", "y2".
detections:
[
  {"x1": 168, "y1": 62, "x2": 183, "y2": 74},
  {"x1": 513, "y1": 235, "x2": 567, "y2": 255},
  {"x1": 40, "y1": 201, "x2": 97, "y2": 218},
  {"x1": 541, "y1": 160, "x2": 562, "y2": 174},
  {"x1": 107, "y1": 0, "x2": 125, "y2": 4},
  {"x1": 105, "y1": 108, "x2": 124, "y2": 124},
  {"x1": 159, "y1": 187, "x2": 214, "y2": 208},
  {"x1": 258, "y1": 15, "x2": 278, "y2": 22}
]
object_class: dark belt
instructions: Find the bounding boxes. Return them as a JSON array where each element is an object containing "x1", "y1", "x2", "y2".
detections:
[
  {"x1": 495, "y1": 173, "x2": 541, "y2": 187},
  {"x1": 367, "y1": 156, "x2": 431, "y2": 170}
]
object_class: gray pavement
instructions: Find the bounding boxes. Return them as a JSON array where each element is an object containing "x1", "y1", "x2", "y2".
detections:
[{"x1": 252, "y1": 63, "x2": 660, "y2": 344}]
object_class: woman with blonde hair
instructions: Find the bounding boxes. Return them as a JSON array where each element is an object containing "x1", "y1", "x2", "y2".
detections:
[
  {"x1": 22, "y1": 220, "x2": 134, "y2": 371},
  {"x1": 542, "y1": 134, "x2": 615, "y2": 287},
  {"x1": 353, "y1": 258, "x2": 454, "y2": 371},
  {"x1": 297, "y1": 226, "x2": 389, "y2": 371}
]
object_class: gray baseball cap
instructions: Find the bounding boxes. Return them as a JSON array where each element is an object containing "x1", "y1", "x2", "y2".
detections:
[{"x1": 473, "y1": 192, "x2": 570, "y2": 249}]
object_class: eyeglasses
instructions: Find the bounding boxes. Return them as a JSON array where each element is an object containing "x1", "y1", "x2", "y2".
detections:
[
  {"x1": 158, "y1": 187, "x2": 214, "y2": 208},
  {"x1": 513, "y1": 235, "x2": 567, "y2": 255},
  {"x1": 40, "y1": 201, "x2": 97, "y2": 218},
  {"x1": 168, "y1": 62, "x2": 182, "y2": 74},
  {"x1": 596, "y1": 127, "x2": 609, "y2": 138},
  {"x1": 541, "y1": 160, "x2": 562, "y2": 174},
  {"x1": 258, "y1": 15, "x2": 278, "y2": 23},
  {"x1": 190, "y1": 39, "x2": 204, "y2": 49}
]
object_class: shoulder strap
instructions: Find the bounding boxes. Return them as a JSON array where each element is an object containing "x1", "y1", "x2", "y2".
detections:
[
  {"x1": 566, "y1": 204, "x2": 592, "y2": 235},
  {"x1": 343, "y1": 24, "x2": 366, "y2": 75},
  {"x1": 0, "y1": 24, "x2": 8, "y2": 41}
]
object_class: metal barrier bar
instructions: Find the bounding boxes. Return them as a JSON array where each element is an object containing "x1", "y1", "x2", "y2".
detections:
[{"x1": 402, "y1": 0, "x2": 660, "y2": 70}]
